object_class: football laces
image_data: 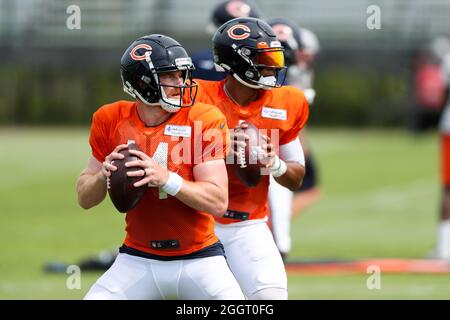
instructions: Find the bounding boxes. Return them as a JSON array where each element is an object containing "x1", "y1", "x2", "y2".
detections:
[{"x1": 237, "y1": 144, "x2": 247, "y2": 168}]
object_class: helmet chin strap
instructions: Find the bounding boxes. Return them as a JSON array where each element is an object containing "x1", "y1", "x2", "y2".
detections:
[
  {"x1": 159, "y1": 98, "x2": 181, "y2": 113},
  {"x1": 233, "y1": 73, "x2": 276, "y2": 90},
  {"x1": 133, "y1": 87, "x2": 181, "y2": 113},
  {"x1": 233, "y1": 73, "x2": 262, "y2": 89},
  {"x1": 159, "y1": 85, "x2": 182, "y2": 113}
]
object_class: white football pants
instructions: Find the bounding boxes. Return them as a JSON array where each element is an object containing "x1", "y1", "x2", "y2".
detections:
[
  {"x1": 215, "y1": 221, "x2": 288, "y2": 300},
  {"x1": 268, "y1": 175, "x2": 294, "y2": 254},
  {"x1": 84, "y1": 253, "x2": 245, "y2": 300}
]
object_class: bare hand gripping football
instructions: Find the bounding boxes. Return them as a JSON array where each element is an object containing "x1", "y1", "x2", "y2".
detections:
[
  {"x1": 231, "y1": 121, "x2": 272, "y2": 187},
  {"x1": 107, "y1": 142, "x2": 147, "y2": 213}
]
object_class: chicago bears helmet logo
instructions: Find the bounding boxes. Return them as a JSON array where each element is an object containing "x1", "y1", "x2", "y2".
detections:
[
  {"x1": 227, "y1": 24, "x2": 251, "y2": 40},
  {"x1": 130, "y1": 44, "x2": 152, "y2": 61}
]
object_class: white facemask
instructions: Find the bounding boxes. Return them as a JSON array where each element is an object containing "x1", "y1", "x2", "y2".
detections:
[
  {"x1": 159, "y1": 97, "x2": 181, "y2": 113},
  {"x1": 159, "y1": 85, "x2": 182, "y2": 113},
  {"x1": 259, "y1": 75, "x2": 277, "y2": 88},
  {"x1": 233, "y1": 73, "x2": 278, "y2": 90}
]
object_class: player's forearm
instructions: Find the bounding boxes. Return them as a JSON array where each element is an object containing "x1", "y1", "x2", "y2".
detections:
[
  {"x1": 77, "y1": 172, "x2": 107, "y2": 210},
  {"x1": 274, "y1": 162, "x2": 305, "y2": 191},
  {"x1": 175, "y1": 180, "x2": 228, "y2": 217}
]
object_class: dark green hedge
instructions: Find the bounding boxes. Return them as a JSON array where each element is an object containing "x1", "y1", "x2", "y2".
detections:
[
  {"x1": 0, "y1": 65, "x2": 125, "y2": 125},
  {"x1": 310, "y1": 67, "x2": 409, "y2": 127},
  {"x1": 0, "y1": 65, "x2": 409, "y2": 126}
]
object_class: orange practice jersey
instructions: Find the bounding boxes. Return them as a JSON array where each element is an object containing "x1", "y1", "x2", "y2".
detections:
[
  {"x1": 195, "y1": 79, "x2": 309, "y2": 224},
  {"x1": 89, "y1": 100, "x2": 229, "y2": 256}
]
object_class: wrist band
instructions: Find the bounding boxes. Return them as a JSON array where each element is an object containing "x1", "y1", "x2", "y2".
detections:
[
  {"x1": 269, "y1": 155, "x2": 287, "y2": 178},
  {"x1": 162, "y1": 172, "x2": 183, "y2": 196}
]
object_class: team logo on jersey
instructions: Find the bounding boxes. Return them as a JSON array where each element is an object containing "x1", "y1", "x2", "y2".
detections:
[
  {"x1": 130, "y1": 44, "x2": 152, "y2": 61},
  {"x1": 227, "y1": 24, "x2": 251, "y2": 40}
]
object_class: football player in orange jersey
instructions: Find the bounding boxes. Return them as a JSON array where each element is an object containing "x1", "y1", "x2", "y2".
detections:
[
  {"x1": 194, "y1": 17, "x2": 309, "y2": 299},
  {"x1": 435, "y1": 46, "x2": 450, "y2": 260},
  {"x1": 76, "y1": 34, "x2": 244, "y2": 300}
]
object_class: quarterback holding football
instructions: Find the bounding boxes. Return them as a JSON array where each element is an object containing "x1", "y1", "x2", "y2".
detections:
[
  {"x1": 76, "y1": 34, "x2": 244, "y2": 300},
  {"x1": 194, "y1": 17, "x2": 309, "y2": 299}
]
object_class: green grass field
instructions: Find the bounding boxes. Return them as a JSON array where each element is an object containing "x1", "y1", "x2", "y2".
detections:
[{"x1": 1, "y1": 127, "x2": 449, "y2": 299}]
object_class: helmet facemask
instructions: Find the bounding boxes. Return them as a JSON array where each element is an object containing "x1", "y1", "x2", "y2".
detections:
[
  {"x1": 145, "y1": 53, "x2": 198, "y2": 113},
  {"x1": 229, "y1": 42, "x2": 287, "y2": 90}
]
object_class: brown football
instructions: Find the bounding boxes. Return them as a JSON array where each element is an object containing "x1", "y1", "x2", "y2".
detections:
[
  {"x1": 232, "y1": 121, "x2": 266, "y2": 187},
  {"x1": 107, "y1": 142, "x2": 147, "y2": 213}
]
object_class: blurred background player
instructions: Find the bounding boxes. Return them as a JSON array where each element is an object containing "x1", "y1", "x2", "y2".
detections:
[
  {"x1": 191, "y1": 0, "x2": 263, "y2": 81},
  {"x1": 77, "y1": 34, "x2": 244, "y2": 299},
  {"x1": 267, "y1": 18, "x2": 321, "y2": 261},
  {"x1": 434, "y1": 37, "x2": 450, "y2": 260},
  {"x1": 195, "y1": 17, "x2": 309, "y2": 299},
  {"x1": 410, "y1": 37, "x2": 449, "y2": 133}
]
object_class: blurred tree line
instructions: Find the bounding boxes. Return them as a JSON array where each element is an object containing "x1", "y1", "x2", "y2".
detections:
[
  {"x1": 2, "y1": 0, "x2": 449, "y2": 127},
  {"x1": 0, "y1": 48, "x2": 411, "y2": 127}
]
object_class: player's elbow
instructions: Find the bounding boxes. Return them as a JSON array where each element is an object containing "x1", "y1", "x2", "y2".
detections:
[
  {"x1": 286, "y1": 165, "x2": 305, "y2": 191},
  {"x1": 202, "y1": 180, "x2": 228, "y2": 216},
  {"x1": 77, "y1": 196, "x2": 95, "y2": 210},
  {"x1": 77, "y1": 189, "x2": 100, "y2": 210},
  {"x1": 79, "y1": 203, "x2": 92, "y2": 210},
  {"x1": 211, "y1": 199, "x2": 228, "y2": 217},
  {"x1": 76, "y1": 184, "x2": 92, "y2": 210},
  {"x1": 209, "y1": 193, "x2": 228, "y2": 217},
  {"x1": 287, "y1": 178, "x2": 303, "y2": 192},
  {"x1": 76, "y1": 178, "x2": 92, "y2": 210}
]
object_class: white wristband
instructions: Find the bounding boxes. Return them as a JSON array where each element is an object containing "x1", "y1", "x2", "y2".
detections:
[
  {"x1": 162, "y1": 172, "x2": 183, "y2": 196},
  {"x1": 269, "y1": 155, "x2": 287, "y2": 177}
]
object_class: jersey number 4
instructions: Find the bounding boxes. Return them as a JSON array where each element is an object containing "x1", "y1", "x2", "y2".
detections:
[{"x1": 148, "y1": 142, "x2": 169, "y2": 200}]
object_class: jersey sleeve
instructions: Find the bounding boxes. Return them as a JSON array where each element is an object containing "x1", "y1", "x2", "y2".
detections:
[
  {"x1": 280, "y1": 88, "x2": 310, "y2": 145},
  {"x1": 190, "y1": 103, "x2": 230, "y2": 164},
  {"x1": 89, "y1": 108, "x2": 112, "y2": 163},
  {"x1": 193, "y1": 79, "x2": 206, "y2": 102}
]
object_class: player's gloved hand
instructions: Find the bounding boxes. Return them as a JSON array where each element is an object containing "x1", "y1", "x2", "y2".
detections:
[
  {"x1": 125, "y1": 149, "x2": 170, "y2": 188},
  {"x1": 101, "y1": 144, "x2": 128, "y2": 181}
]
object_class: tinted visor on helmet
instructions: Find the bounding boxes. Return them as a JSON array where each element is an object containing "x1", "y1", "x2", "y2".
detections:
[
  {"x1": 253, "y1": 42, "x2": 285, "y2": 69},
  {"x1": 243, "y1": 42, "x2": 286, "y2": 88}
]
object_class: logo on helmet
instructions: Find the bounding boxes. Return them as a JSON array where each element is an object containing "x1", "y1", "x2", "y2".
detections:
[
  {"x1": 130, "y1": 44, "x2": 153, "y2": 61},
  {"x1": 227, "y1": 24, "x2": 251, "y2": 40}
]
